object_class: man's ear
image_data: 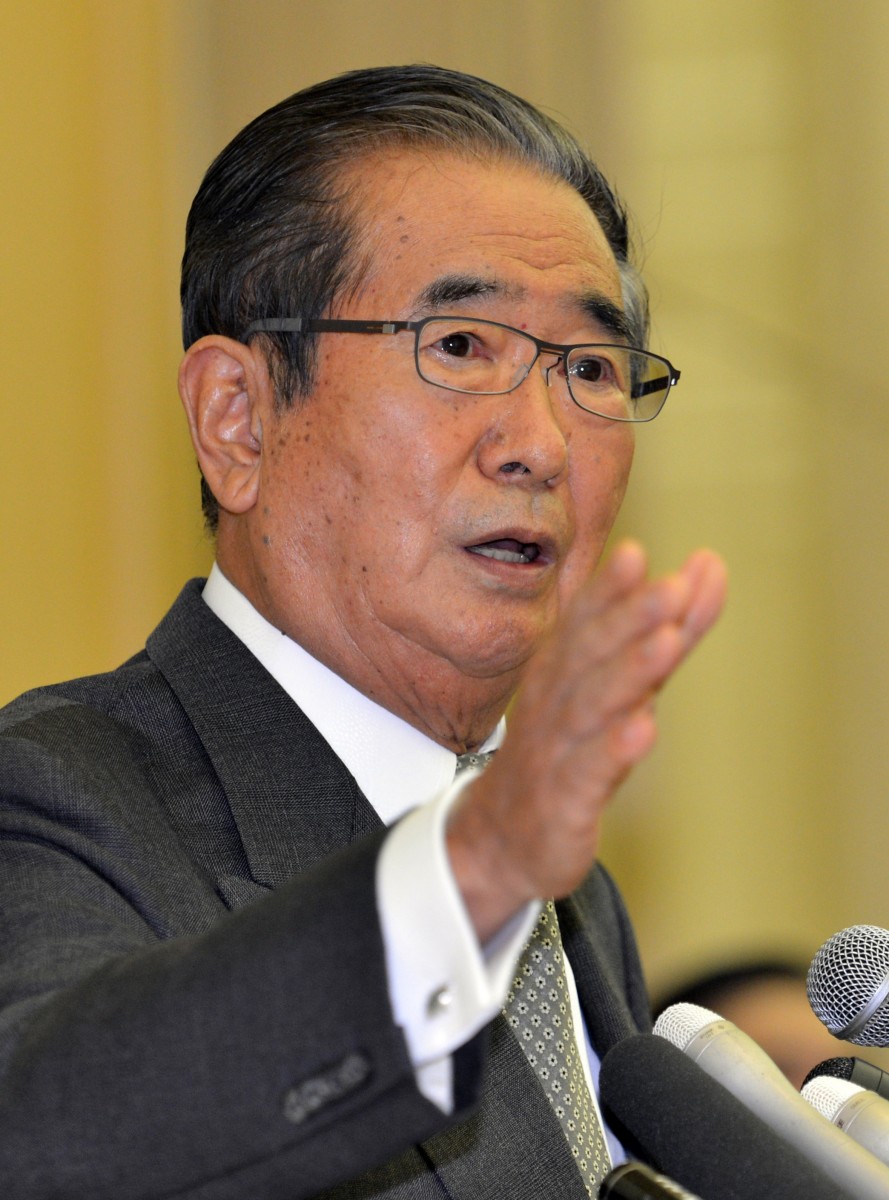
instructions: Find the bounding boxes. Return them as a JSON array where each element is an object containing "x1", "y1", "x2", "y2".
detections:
[{"x1": 178, "y1": 335, "x2": 269, "y2": 516}]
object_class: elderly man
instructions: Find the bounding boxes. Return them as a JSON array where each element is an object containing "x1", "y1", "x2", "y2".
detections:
[{"x1": 0, "y1": 66, "x2": 725, "y2": 1198}]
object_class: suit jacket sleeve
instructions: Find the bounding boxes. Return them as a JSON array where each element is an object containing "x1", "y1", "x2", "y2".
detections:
[{"x1": 0, "y1": 583, "x2": 483, "y2": 1199}]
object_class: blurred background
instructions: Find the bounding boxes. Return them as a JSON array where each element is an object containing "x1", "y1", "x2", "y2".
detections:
[{"x1": 3, "y1": 1, "x2": 889, "y2": 1025}]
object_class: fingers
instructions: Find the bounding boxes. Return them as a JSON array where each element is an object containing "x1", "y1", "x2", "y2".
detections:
[
  {"x1": 585, "y1": 538, "x2": 649, "y2": 610},
  {"x1": 559, "y1": 614, "x2": 686, "y2": 740},
  {"x1": 678, "y1": 548, "x2": 728, "y2": 643},
  {"x1": 536, "y1": 545, "x2": 700, "y2": 734},
  {"x1": 583, "y1": 542, "x2": 727, "y2": 668},
  {"x1": 575, "y1": 544, "x2": 726, "y2": 737},
  {"x1": 611, "y1": 701, "x2": 658, "y2": 763},
  {"x1": 521, "y1": 540, "x2": 726, "y2": 762},
  {"x1": 557, "y1": 543, "x2": 693, "y2": 677}
]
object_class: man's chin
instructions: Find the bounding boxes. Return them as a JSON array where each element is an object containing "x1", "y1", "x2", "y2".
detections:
[{"x1": 429, "y1": 622, "x2": 551, "y2": 684}]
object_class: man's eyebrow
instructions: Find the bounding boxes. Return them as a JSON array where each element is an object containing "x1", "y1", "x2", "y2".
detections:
[
  {"x1": 410, "y1": 274, "x2": 632, "y2": 343},
  {"x1": 412, "y1": 274, "x2": 520, "y2": 314},
  {"x1": 578, "y1": 293, "x2": 632, "y2": 344}
]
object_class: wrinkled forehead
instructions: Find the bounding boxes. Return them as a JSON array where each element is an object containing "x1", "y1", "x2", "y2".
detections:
[{"x1": 340, "y1": 148, "x2": 623, "y2": 323}]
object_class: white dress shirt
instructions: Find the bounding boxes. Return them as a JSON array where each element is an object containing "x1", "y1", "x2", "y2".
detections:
[{"x1": 202, "y1": 564, "x2": 620, "y2": 1163}]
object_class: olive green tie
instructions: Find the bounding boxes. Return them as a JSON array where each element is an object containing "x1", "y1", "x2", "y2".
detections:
[{"x1": 505, "y1": 900, "x2": 610, "y2": 1194}]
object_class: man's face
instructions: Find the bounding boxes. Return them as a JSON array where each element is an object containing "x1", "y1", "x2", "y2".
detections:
[{"x1": 236, "y1": 150, "x2": 635, "y2": 737}]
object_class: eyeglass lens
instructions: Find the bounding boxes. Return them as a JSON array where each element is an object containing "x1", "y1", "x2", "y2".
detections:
[{"x1": 415, "y1": 318, "x2": 670, "y2": 421}]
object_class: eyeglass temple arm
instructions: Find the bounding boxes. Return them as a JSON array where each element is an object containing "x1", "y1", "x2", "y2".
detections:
[
  {"x1": 631, "y1": 369, "x2": 680, "y2": 399},
  {"x1": 241, "y1": 318, "x2": 412, "y2": 339}
]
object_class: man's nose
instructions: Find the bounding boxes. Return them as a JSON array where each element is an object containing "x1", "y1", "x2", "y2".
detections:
[{"x1": 476, "y1": 362, "x2": 570, "y2": 487}]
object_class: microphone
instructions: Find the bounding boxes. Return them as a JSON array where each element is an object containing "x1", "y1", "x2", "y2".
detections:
[
  {"x1": 807, "y1": 924, "x2": 889, "y2": 1045},
  {"x1": 802, "y1": 1053, "x2": 889, "y2": 1099},
  {"x1": 599, "y1": 1162, "x2": 700, "y2": 1199},
  {"x1": 801, "y1": 1074, "x2": 889, "y2": 1167},
  {"x1": 599, "y1": 1031, "x2": 852, "y2": 1199},
  {"x1": 653, "y1": 1001, "x2": 889, "y2": 1199}
]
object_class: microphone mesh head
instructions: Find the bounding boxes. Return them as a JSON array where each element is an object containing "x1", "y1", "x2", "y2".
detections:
[
  {"x1": 807, "y1": 924, "x2": 889, "y2": 1046},
  {"x1": 801, "y1": 1075, "x2": 862, "y2": 1121},
  {"x1": 652, "y1": 1002, "x2": 720, "y2": 1050},
  {"x1": 801, "y1": 1056, "x2": 854, "y2": 1090}
]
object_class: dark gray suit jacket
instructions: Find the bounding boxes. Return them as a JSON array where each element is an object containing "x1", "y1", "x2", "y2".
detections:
[{"x1": 0, "y1": 580, "x2": 651, "y2": 1200}]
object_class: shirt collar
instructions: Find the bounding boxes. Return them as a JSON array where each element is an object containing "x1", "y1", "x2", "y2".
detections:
[{"x1": 202, "y1": 564, "x2": 504, "y2": 826}]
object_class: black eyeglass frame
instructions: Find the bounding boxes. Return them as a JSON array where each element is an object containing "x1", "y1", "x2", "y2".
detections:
[{"x1": 240, "y1": 315, "x2": 680, "y2": 423}]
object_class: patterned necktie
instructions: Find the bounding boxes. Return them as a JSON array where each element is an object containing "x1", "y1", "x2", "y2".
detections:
[
  {"x1": 454, "y1": 751, "x2": 610, "y2": 1193},
  {"x1": 455, "y1": 751, "x2": 496, "y2": 773},
  {"x1": 504, "y1": 900, "x2": 610, "y2": 1195}
]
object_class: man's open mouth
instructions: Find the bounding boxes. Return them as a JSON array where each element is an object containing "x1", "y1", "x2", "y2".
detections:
[{"x1": 466, "y1": 539, "x2": 542, "y2": 565}]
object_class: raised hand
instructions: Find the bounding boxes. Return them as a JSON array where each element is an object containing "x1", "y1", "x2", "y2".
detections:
[{"x1": 447, "y1": 539, "x2": 728, "y2": 941}]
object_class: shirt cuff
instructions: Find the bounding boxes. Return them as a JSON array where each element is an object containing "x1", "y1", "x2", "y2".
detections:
[{"x1": 376, "y1": 768, "x2": 539, "y2": 1111}]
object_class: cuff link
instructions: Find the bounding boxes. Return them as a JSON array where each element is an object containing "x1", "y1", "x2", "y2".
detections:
[{"x1": 426, "y1": 985, "x2": 453, "y2": 1016}]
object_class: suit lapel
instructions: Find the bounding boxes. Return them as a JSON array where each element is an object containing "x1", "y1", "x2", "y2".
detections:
[
  {"x1": 557, "y1": 894, "x2": 638, "y2": 1057},
  {"x1": 557, "y1": 867, "x2": 652, "y2": 1053},
  {"x1": 146, "y1": 580, "x2": 382, "y2": 890}
]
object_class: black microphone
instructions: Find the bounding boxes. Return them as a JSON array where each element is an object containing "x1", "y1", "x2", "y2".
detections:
[
  {"x1": 599, "y1": 1032, "x2": 853, "y2": 1200},
  {"x1": 599, "y1": 1161, "x2": 700, "y2": 1199},
  {"x1": 803, "y1": 1054, "x2": 889, "y2": 1098},
  {"x1": 807, "y1": 924, "x2": 889, "y2": 1044}
]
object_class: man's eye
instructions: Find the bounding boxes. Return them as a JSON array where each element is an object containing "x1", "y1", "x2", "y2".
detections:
[
  {"x1": 434, "y1": 331, "x2": 477, "y2": 359},
  {"x1": 570, "y1": 355, "x2": 617, "y2": 386}
]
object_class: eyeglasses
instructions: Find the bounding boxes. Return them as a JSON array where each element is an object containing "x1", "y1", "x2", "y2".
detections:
[{"x1": 241, "y1": 315, "x2": 679, "y2": 422}]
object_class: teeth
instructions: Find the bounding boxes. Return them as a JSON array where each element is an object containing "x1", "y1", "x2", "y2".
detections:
[
  {"x1": 469, "y1": 545, "x2": 530, "y2": 563},
  {"x1": 468, "y1": 543, "x2": 540, "y2": 564}
]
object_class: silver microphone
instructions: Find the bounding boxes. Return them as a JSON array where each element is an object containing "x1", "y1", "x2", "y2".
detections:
[
  {"x1": 807, "y1": 924, "x2": 889, "y2": 1045},
  {"x1": 802, "y1": 1074, "x2": 889, "y2": 1167}
]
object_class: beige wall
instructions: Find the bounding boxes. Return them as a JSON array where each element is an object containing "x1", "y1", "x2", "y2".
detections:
[{"x1": 3, "y1": 0, "x2": 889, "y2": 1000}]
